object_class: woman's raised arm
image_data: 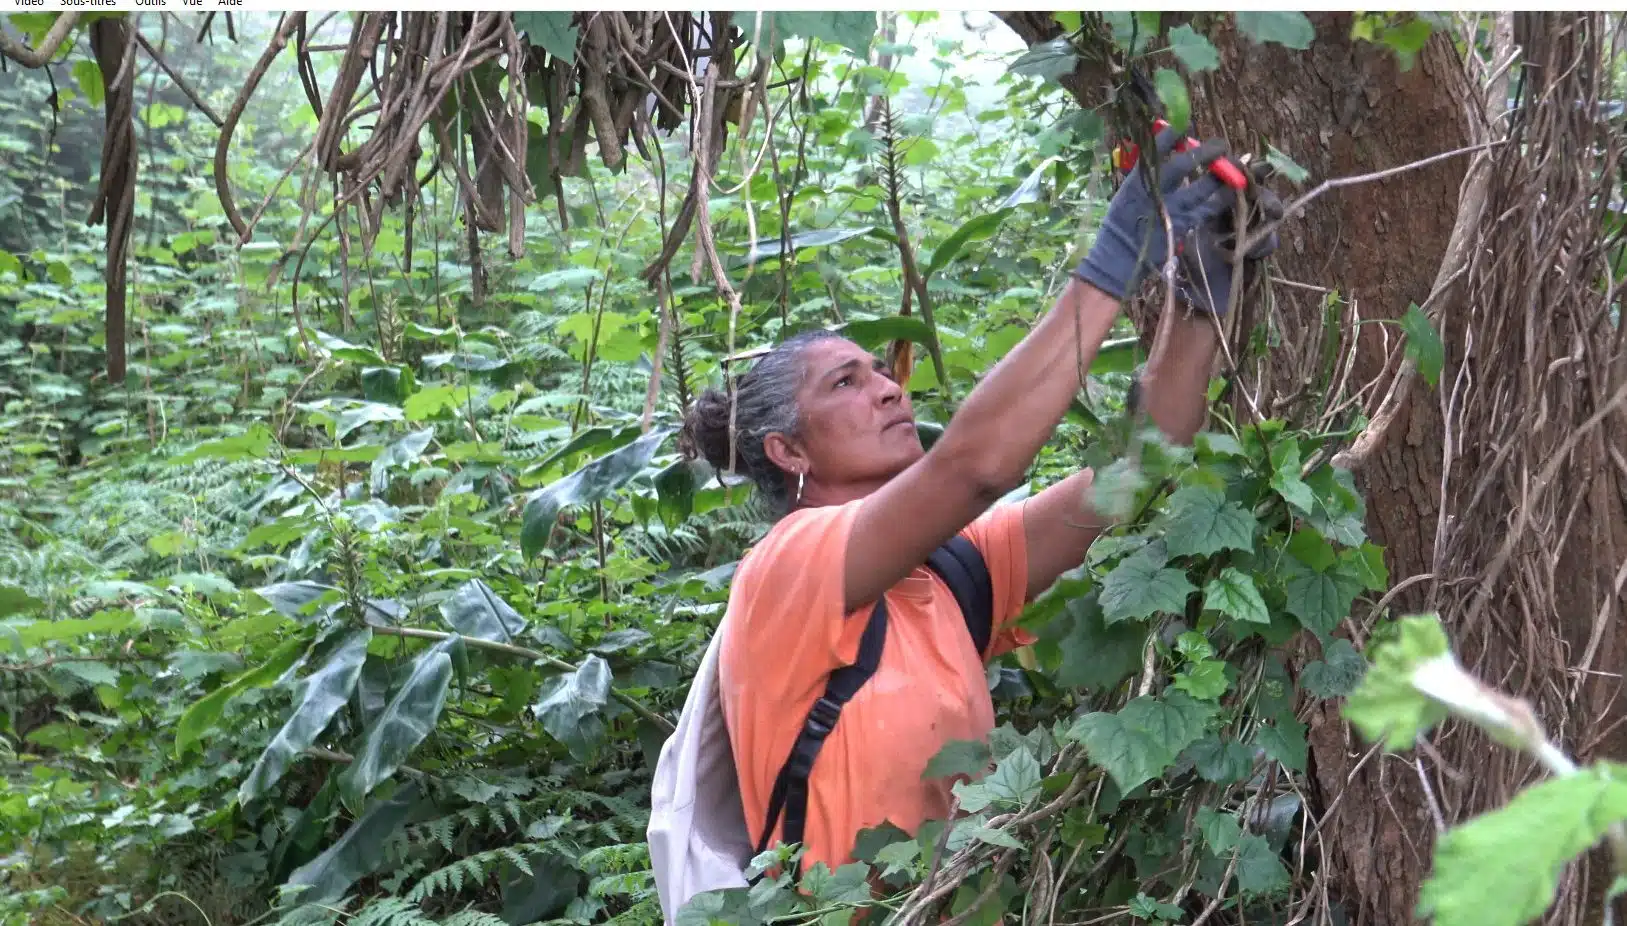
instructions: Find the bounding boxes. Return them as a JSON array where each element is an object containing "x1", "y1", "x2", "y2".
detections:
[{"x1": 839, "y1": 131, "x2": 1240, "y2": 614}]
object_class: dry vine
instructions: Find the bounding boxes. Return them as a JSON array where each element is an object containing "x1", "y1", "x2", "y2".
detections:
[{"x1": 1417, "y1": 14, "x2": 1627, "y2": 922}]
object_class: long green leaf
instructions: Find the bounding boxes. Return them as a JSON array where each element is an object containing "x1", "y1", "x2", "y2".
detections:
[
  {"x1": 440, "y1": 579, "x2": 526, "y2": 643},
  {"x1": 534, "y1": 654, "x2": 612, "y2": 756},
  {"x1": 736, "y1": 225, "x2": 881, "y2": 266},
  {"x1": 925, "y1": 209, "x2": 1014, "y2": 279},
  {"x1": 284, "y1": 782, "x2": 422, "y2": 905},
  {"x1": 175, "y1": 632, "x2": 311, "y2": 758},
  {"x1": 338, "y1": 637, "x2": 457, "y2": 812},
  {"x1": 520, "y1": 430, "x2": 671, "y2": 558},
  {"x1": 239, "y1": 629, "x2": 372, "y2": 805},
  {"x1": 0, "y1": 584, "x2": 44, "y2": 618}
]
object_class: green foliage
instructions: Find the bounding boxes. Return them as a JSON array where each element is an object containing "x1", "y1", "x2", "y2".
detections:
[
  {"x1": 1343, "y1": 614, "x2": 1451, "y2": 749},
  {"x1": 1236, "y1": 12, "x2": 1317, "y2": 50},
  {"x1": 1152, "y1": 68, "x2": 1190, "y2": 134},
  {"x1": 1166, "y1": 25, "x2": 1220, "y2": 73},
  {"x1": 0, "y1": 12, "x2": 1528, "y2": 926},
  {"x1": 1418, "y1": 765, "x2": 1627, "y2": 926},
  {"x1": 1401, "y1": 303, "x2": 1446, "y2": 387}
]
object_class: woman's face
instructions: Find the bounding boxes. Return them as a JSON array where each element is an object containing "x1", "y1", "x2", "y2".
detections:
[{"x1": 767, "y1": 337, "x2": 924, "y2": 496}]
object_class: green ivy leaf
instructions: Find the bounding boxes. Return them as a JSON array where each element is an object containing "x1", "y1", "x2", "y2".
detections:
[
  {"x1": 1099, "y1": 543, "x2": 1196, "y2": 625},
  {"x1": 1265, "y1": 144, "x2": 1310, "y2": 185},
  {"x1": 874, "y1": 840, "x2": 922, "y2": 880},
  {"x1": 1195, "y1": 807, "x2": 1242, "y2": 855},
  {"x1": 1043, "y1": 589, "x2": 1147, "y2": 691},
  {"x1": 1167, "y1": 24, "x2": 1220, "y2": 72},
  {"x1": 1269, "y1": 440, "x2": 1316, "y2": 514},
  {"x1": 1347, "y1": 542, "x2": 1390, "y2": 591},
  {"x1": 803, "y1": 862, "x2": 874, "y2": 905},
  {"x1": 1185, "y1": 735, "x2": 1257, "y2": 784},
  {"x1": 961, "y1": 821, "x2": 1024, "y2": 849},
  {"x1": 1152, "y1": 68, "x2": 1191, "y2": 134},
  {"x1": 952, "y1": 779, "x2": 994, "y2": 814},
  {"x1": 1070, "y1": 692, "x2": 1214, "y2": 793},
  {"x1": 1254, "y1": 717, "x2": 1308, "y2": 772},
  {"x1": 1234, "y1": 833, "x2": 1292, "y2": 895},
  {"x1": 985, "y1": 748, "x2": 1043, "y2": 807},
  {"x1": 439, "y1": 578, "x2": 527, "y2": 644},
  {"x1": 1175, "y1": 659, "x2": 1230, "y2": 700},
  {"x1": 1302, "y1": 638, "x2": 1367, "y2": 699},
  {"x1": 1203, "y1": 568, "x2": 1271, "y2": 624},
  {"x1": 1161, "y1": 484, "x2": 1258, "y2": 557},
  {"x1": 1281, "y1": 556, "x2": 1363, "y2": 638},
  {"x1": 240, "y1": 630, "x2": 371, "y2": 804},
  {"x1": 1128, "y1": 892, "x2": 1185, "y2": 922},
  {"x1": 1304, "y1": 465, "x2": 1368, "y2": 547},
  {"x1": 1090, "y1": 458, "x2": 1149, "y2": 522},
  {"x1": 1343, "y1": 614, "x2": 1451, "y2": 749},
  {"x1": 513, "y1": 12, "x2": 578, "y2": 61},
  {"x1": 1419, "y1": 764, "x2": 1627, "y2": 926},
  {"x1": 520, "y1": 430, "x2": 671, "y2": 558},
  {"x1": 1401, "y1": 303, "x2": 1444, "y2": 387},
  {"x1": 1235, "y1": 11, "x2": 1316, "y2": 50},
  {"x1": 339, "y1": 638, "x2": 457, "y2": 812},
  {"x1": 923, "y1": 739, "x2": 992, "y2": 781}
]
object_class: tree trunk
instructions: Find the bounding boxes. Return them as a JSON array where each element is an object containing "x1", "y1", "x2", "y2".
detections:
[
  {"x1": 1001, "y1": 12, "x2": 1466, "y2": 924},
  {"x1": 1197, "y1": 18, "x2": 1471, "y2": 926},
  {"x1": 1002, "y1": 11, "x2": 1627, "y2": 924}
]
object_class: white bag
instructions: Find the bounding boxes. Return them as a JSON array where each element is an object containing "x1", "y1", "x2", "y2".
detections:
[{"x1": 647, "y1": 619, "x2": 756, "y2": 924}]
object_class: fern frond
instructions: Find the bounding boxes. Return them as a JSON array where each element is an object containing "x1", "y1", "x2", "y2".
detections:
[
  {"x1": 350, "y1": 898, "x2": 437, "y2": 926},
  {"x1": 440, "y1": 911, "x2": 512, "y2": 926},
  {"x1": 404, "y1": 841, "x2": 551, "y2": 903}
]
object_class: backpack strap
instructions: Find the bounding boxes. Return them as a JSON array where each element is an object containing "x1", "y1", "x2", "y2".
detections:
[
  {"x1": 756, "y1": 594, "x2": 889, "y2": 856},
  {"x1": 752, "y1": 535, "x2": 995, "y2": 861},
  {"x1": 926, "y1": 534, "x2": 995, "y2": 658}
]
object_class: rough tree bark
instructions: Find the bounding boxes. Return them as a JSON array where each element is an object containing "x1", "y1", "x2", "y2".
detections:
[
  {"x1": 1196, "y1": 18, "x2": 1471, "y2": 926},
  {"x1": 998, "y1": 12, "x2": 1472, "y2": 925}
]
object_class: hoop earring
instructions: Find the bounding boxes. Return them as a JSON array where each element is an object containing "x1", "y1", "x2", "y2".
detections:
[{"x1": 795, "y1": 471, "x2": 805, "y2": 506}]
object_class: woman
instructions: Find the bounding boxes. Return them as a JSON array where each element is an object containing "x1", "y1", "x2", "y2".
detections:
[{"x1": 678, "y1": 130, "x2": 1280, "y2": 875}]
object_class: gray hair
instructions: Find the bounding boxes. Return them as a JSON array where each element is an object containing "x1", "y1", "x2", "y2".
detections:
[{"x1": 680, "y1": 329, "x2": 842, "y2": 515}]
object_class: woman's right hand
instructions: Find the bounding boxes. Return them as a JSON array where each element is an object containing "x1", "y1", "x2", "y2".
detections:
[{"x1": 1074, "y1": 127, "x2": 1240, "y2": 301}]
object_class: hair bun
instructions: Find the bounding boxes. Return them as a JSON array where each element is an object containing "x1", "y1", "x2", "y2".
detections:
[{"x1": 679, "y1": 388, "x2": 736, "y2": 472}]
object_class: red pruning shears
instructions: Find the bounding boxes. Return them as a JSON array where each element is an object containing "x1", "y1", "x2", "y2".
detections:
[{"x1": 1110, "y1": 68, "x2": 1249, "y2": 191}]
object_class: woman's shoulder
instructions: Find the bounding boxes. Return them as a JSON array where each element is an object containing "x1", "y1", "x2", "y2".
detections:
[{"x1": 737, "y1": 499, "x2": 865, "y2": 579}]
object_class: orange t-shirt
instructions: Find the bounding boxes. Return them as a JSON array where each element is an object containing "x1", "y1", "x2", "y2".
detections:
[{"x1": 717, "y1": 499, "x2": 1032, "y2": 874}]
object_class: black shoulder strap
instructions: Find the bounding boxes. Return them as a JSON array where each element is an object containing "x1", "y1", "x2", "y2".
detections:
[
  {"x1": 927, "y1": 534, "x2": 995, "y2": 659},
  {"x1": 757, "y1": 595, "x2": 888, "y2": 856},
  {"x1": 753, "y1": 536, "x2": 995, "y2": 862}
]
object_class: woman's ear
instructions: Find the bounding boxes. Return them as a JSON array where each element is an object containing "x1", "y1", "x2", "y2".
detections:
[{"x1": 762, "y1": 432, "x2": 809, "y2": 476}]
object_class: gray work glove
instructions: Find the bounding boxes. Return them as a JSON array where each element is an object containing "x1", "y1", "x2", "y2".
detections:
[
  {"x1": 1175, "y1": 159, "x2": 1285, "y2": 315},
  {"x1": 1074, "y1": 127, "x2": 1237, "y2": 301}
]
